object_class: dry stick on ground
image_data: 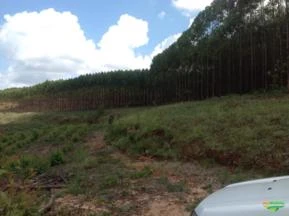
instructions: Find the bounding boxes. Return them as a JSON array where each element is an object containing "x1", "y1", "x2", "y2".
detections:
[
  {"x1": 4, "y1": 184, "x2": 65, "y2": 191},
  {"x1": 39, "y1": 193, "x2": 56, "y2": 214},
  {"x1": 3, "y1": 183, "x2": 63, "y2": 214}
]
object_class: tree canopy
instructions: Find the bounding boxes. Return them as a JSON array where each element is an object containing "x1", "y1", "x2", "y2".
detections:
[{"x1": 1, "y1": 0, "x2": 289, "y2": 109}]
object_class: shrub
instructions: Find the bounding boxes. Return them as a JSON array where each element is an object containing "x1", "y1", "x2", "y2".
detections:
[{"x1": 50, "y1": 151, "x2": 65, "y2": 166}]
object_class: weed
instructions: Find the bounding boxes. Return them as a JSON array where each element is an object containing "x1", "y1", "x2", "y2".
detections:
[
  {"x1": 7, "y1": 155, "x2": 49, "y2": 178},
  {"x1": 50, "y1": 151, "x2": 65, "y2": 166},
  {"x1": 100, "y1": 175, "x2": 122, "y2": 189},
  {"x1": 68, "y1": 171, "x2": 89, "y2": 195},
  {"x1": 0, "y1": 191, "x2": 39, "y2": 216},
  {"x1": 129, "y1": 166, "x2": 153, "y2": 179}
]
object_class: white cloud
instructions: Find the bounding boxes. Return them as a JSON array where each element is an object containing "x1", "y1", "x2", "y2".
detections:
[
  {"x1": 0, "y1": 8, "x2": 184, "y2": 90},
  {"x1": 189, "y1": 17, "x2": 195, "y2": 27},
  {"x1": 158, "y1": 11, "x2": 166, "y2": 19},
  {"x1": 0, "y1": 9, "x2": 151, "y2": 89},
  {"x1": 151, "y1": 33, "x2": 181, "y2": 58},
  {"x1": 97, "y1": 14, "x2": 151, "y2": 70},
  {"x1": 172, "y1": 0, "x2": 213, "y2": 12}
]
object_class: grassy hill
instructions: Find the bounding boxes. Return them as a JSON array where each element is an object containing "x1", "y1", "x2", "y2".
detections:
[
  {"x1": 1, "y1": 92, "x2": 289, "y2": 215},
  {"x1": 106, "y1": 92, "x2": 289, "y2": 174},
  {"x1": 0, "y1": 0, "x2": 288, "y2": 214}
]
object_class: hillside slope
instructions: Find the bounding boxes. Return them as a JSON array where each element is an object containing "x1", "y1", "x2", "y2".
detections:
[
  {"x1": 106, "y1": 92, "x2": 289, "y2": 173},
  {"x1": 1, "y1": 93, "x2": 287, "y2": 215}
]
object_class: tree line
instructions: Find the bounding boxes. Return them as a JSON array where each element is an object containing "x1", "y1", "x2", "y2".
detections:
[{"x1": 1, "y1": 0, "x2": 289, "y2": 111}]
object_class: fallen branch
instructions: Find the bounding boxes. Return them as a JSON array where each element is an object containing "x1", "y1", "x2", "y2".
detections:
[
  {"x1": 39, "y1": 194, "x2": 56, "y2": 214},
  {"x1": 4, "y1": 184, "x2": 65, "y2": 191},
  {"x1": 28, "y1": 184, "x2": 65, "y2": 190}
]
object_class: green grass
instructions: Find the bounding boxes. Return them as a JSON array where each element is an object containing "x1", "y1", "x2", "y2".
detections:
[
  {"x1": 2, "y1": 92, "x2": 289, "y2": 215},
  {"x1": 0, "y1": 110, "x2": 108, "y2": 215},
  {"x1": 106, "y1": 93, "x2": 289, "y2": 174},
  {"x1": 0, "y1": 108, "x2": 154, "y2": 215},
  {"x1": 0, "y1": 191, "x2": 39, "y2": 216}
]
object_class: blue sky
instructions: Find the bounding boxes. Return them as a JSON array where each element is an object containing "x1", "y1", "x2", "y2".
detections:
[{"x1": 0, "y1": 0, "x2": 213, "y2": 89}]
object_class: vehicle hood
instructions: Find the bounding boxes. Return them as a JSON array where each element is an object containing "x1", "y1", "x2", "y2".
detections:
[{"x1": 195, "y1": 176, "x2": 289, "y2": 216}]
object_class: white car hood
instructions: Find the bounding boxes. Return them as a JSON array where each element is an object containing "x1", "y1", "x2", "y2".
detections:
[{"x1": 195, "y1": 176, "x2": 289, "y2": 216}]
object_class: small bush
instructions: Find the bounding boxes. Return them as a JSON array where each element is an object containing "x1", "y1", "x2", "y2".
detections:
[
  {"x1": 7, "y1": 155, "x2": 49, "y2": 178},
  {"x1": 50, "y1": 151, "x2": 65, "y2": 166}
]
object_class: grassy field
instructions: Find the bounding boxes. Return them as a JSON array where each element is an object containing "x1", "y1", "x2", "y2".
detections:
[
  {"x1": 107, "y1": 92, "x2": 289, "y2": 174},
  {"x1": 0, "y1": 110, "x2": 104, "y2": 215},
  {"x1": 1, "y1": 93, "x2": 289, "y2": 215}
]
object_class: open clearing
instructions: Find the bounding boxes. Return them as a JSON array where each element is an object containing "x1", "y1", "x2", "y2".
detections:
[
  {"x1": 2, "y1": 93, "x2": 287, "y2": 215},
  {"x1": 51, "y1": 132, "x2": 220, "y2": 216}
]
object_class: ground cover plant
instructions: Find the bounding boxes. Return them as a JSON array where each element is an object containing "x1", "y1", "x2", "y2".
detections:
[{"x1": 2, "y1": 93, "x2": 287, "y2": 215}]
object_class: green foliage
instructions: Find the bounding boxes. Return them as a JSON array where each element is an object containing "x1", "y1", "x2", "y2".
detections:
[
  {"x1": 0, "y1": 1, "x2": 288, "y2": 108},
  {"x1": 0, "y1": 191, "x2": 39, "y2": 216},
  {"x1": 106, "y1": 124, "x2": 176, "y2": 159},
  {"x1": 0, "y1": 110, "x2": 108, "y2": 213},
  {"x1": 0, "y1": 70, "x2": 149, "y2": 100},
  {"x1": 67, "y1": 151, "x2": 130, "y2": 197},
  {"x1": 106, "y1": 94, "x2": 289, "y2": 173},
  {"x1": 100, "y1": 175, "x2": 122, "y2": 189},
  {"x1": 1, "y1": 95, "x2": 288, "y2": 215},
  {"x1": 129, "y1": 166, "x2": 153, "y2": 179},
  {"x1": 7, "y1": 155, "x2": 50, "y2": 178},
  {"x1": 49, "y1": 150, "x2": 65, "y2": 166}
]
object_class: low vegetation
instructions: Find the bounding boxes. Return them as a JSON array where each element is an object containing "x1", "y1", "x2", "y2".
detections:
[
  {"x1": 1, "y1": 93, "x2": 289, "y2": 215},
  {"x1": 0, "y1": 110, "x2": 102, "y2": 215},
  {"x1": 106, "y1": 92, "x2": 289, "y2": 174}
]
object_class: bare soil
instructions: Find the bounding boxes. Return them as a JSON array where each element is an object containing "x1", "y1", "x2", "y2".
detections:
[{"x1": 51, "y1": 132, "x2": 222, "y2": 216}]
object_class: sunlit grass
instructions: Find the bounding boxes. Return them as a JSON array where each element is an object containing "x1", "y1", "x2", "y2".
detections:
[
  {"x1": 106, "y1": 93, "x2": 289, "y2": 174},
  {"x1": 1, "y1": 92, "x2": 289, "y2": 215},
  {"x1": 0, "y1": 112, "x2": 36, "y2": 125},
  {"x1": 0, "y1": 108, "x2": 155, "y2": 215}
]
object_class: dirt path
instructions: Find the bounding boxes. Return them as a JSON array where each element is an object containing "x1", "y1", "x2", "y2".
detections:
[{"x1": 53, "y1": 132, "x2": 222, "y2": 216}]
